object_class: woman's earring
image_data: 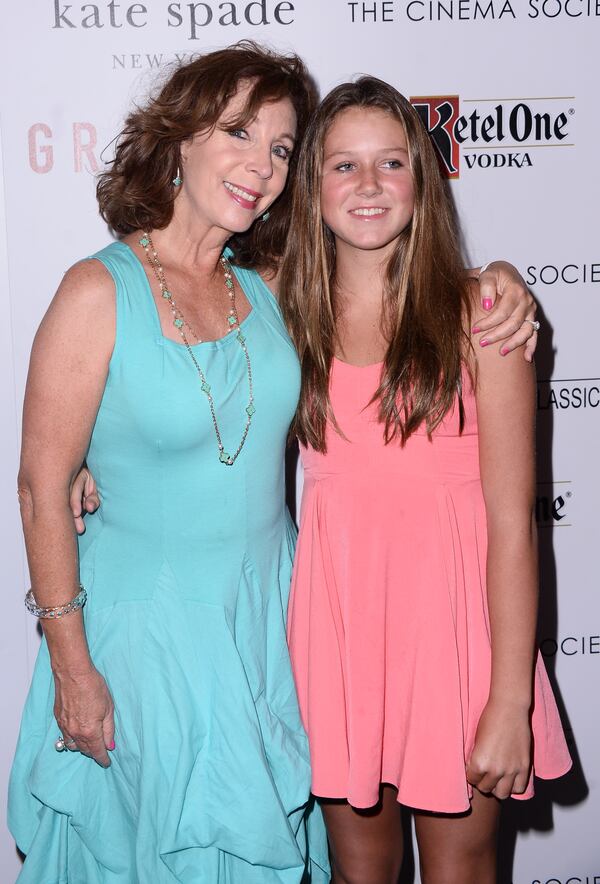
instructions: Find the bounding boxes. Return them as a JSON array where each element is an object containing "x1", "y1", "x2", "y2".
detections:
[
  {"x1": 172, "y1": 167, "x2": 182, "y2": 187},
  {"x1": 261, "y1": 211, "x2": 270, "y2": 222}
]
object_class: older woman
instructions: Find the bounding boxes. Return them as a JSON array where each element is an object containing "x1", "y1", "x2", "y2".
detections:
[
  {"x1": 10, "y1": 41, "x2": 535, "y2": 884},
  {"x1": 10, "y1": 43, "x2": 328, "y2": 884}
]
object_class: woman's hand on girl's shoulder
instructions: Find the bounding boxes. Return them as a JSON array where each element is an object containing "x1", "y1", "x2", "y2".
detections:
[
  {"x1": 469, "y1": 261, "x2": 537, "y2": 362},
  {"x1": 466, "y1": 698, "x2": 532, "y2": 800},
  {"x1": 468, "y1": 273, "x2": 536, "y2": 438}
]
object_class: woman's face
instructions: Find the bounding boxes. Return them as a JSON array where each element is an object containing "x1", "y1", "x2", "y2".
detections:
[
  {"x1": 179, "y1": 82, "x2": 297, "y2": 235},
  {"x1": 320, "y1": 106, "x2": 415, "y2": 255}
]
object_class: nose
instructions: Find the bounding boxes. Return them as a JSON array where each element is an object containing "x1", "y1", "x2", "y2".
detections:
[
  {"x1": 246, "y1": 142, "x2": 274, "y2": 180},
  {"x1": 356, "y1": 166, "x2": 382, "y2": 197}
]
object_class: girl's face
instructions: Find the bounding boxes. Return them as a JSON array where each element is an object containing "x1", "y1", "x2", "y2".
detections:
[{"x1": 320, "y1": 106, "x2": 414, "y2": 255}]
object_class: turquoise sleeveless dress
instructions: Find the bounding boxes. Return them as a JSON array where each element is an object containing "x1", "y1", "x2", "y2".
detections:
[{"x1": 8, "y1": 242, "x2": 329, "y2": 883}]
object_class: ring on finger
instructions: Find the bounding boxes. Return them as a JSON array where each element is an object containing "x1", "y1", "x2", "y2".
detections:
[
  {"x1": 54, "y1": 736, "x2": 66, "y2": 752},
  {"x1": 523, "y1": 318, "x2": 540, "y2": 332},
  {"x1": 65, "y1": 739, "x2": 78, "y2": 751}
]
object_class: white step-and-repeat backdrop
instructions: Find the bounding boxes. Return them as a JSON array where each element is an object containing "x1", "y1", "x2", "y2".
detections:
[{"x1": 1, "y1": 1, "x2": 597, "y2": 881}]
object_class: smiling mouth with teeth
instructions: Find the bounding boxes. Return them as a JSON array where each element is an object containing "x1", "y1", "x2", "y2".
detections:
[
  {"x1": 350, "y1": 207, "x2": 387, "y2": 217},
  {"x1": 224, "y1": 181, "x2": 259, "y2": 203}
]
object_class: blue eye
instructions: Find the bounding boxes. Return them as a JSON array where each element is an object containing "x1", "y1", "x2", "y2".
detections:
[
  {"x1": 273, "y1": 145, "x2": 292, "y2": 161},
  {"x1": 384, "y1": 159, "x2": 404, "y2": 168},
  {"x1": 335, "y1": 162, "x2": 354, "y2": 172},
  {"x1": 228, "y1": 129, "x2": 248, "y2": 139}
]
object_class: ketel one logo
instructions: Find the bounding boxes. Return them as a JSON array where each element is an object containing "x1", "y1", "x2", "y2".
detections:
[
  {"x1": 535, "y1": 482, "x2": 573, "y2": 528},
  {"x1": 410, "y1": 95, "x2": 574, "y2": 178}
]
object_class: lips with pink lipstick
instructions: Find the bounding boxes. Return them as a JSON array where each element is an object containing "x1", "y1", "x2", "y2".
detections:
[
  {"x1": 348, "y1": 206, "x2": 389, "y2": 220},
  {"x1": 224, "y1": 180, "x2": 263, "y2": 210}
]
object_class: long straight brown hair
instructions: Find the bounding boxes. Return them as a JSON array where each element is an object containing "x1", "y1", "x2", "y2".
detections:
[{"x1": 280, "y1": 76, "x2": 472, "y2": 452}]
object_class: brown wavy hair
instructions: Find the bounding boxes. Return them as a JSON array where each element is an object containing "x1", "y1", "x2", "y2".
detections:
[
  {"x1": 280, "y1": 76, "x2": 472, "y2": 452},
  {"x1": 96, "y1": 41, "x2": 317, "y2": 272}
]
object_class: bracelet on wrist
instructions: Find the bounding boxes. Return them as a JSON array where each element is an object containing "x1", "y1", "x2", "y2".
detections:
[{"x1": 24, "y1": 584, "x2": 87, "y2": 619}]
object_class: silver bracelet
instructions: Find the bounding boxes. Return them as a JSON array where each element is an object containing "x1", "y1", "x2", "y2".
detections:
[{"x1": 24, "y1": 584, "x2": 87, "y2": 619}]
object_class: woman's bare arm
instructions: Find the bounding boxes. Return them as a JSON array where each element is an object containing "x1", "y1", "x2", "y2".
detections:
[{"x1": 18, "y1": 258, "x2": 115, "y2": 766}]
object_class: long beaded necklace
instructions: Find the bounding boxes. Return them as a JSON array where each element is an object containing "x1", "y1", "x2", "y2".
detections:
[{"x1": 139, "y1": 232, "x2": 255, "y2": 466}]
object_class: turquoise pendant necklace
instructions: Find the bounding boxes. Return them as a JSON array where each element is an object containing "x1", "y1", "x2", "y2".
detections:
[{"x1": 139, "y1": 232, "x2": 255, "y2": 466}]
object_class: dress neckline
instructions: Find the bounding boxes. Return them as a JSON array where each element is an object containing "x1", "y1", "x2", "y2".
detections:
[
  {"x1": 333, "y1": 355, "x2": 384, "y2": 370},
  {"x1": 119, "y1": 240, "x2": 258, "y2": 352}
]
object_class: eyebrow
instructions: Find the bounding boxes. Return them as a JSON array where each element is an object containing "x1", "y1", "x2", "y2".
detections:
[
  {"x1": 219, "y1": 118, "x2": 295, "y2": 143},
  {"x1": 325, "y1": 146, "x2": 409, "y2": 159}
]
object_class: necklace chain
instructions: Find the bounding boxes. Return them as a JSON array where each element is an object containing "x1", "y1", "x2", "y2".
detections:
[{"x1": 139, "y1": 232, "x2": 255, "y2": 466}]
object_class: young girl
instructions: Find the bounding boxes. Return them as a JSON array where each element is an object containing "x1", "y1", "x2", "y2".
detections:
[{"x1": 282, "y1": 78, "x2": 571, "y2": 884}]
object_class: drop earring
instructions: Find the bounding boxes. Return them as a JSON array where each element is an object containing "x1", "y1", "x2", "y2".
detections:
[
  {"x1": 172, "y1": 167, "x2": 182, "y2": 187},
  {"x1": 261, "y1": 211, "x2": 270, "y2": 222}
]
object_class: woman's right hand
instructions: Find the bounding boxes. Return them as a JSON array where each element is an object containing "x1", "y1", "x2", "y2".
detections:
[
  {"x1": 53, "y1": 665, "x2": 115, "y2": 768},
  {"x1": 70, "y1": 467, "x2": 100, "y2": 535}
]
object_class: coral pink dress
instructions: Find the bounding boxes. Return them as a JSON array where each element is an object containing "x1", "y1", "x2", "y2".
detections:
[{"x1": 287, "y1": 358, "x2": 572, "y2": 813}]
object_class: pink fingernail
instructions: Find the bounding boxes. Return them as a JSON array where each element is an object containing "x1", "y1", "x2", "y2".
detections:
[
  {"x1": 500, "y1": 347, "x2": 508, "y2": 356},
  {"x1": 472, "y1": 326, "x2": 481, "y2": 334},
  {"x1": 483, "y1": 298, "x2": 493, "y2": 311},
  {"x1": 108, "y1": 741, "x2": 115, "y2": 751},
  {"x1": 480, "y1": 339, "x2": 489, "y2": 347}
]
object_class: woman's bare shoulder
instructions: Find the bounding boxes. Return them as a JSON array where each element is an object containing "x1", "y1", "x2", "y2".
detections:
[
  {"x1": 35, "y1": 256, "x2": 116, "y2": 359},
  {"x1": 57, "y1": 256, "x2": 115, "y2": 305}
]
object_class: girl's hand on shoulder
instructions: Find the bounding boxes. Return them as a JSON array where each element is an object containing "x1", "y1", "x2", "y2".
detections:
[
  {"x1": 466, "y1": 698, "x2": 532, "y2": 800},
  {"x1": 470, "y1": 261, "x2": 537, "y2": 362},
  {"x1": 259, "y1": 263, "x2": 282, "y2": 300}
]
